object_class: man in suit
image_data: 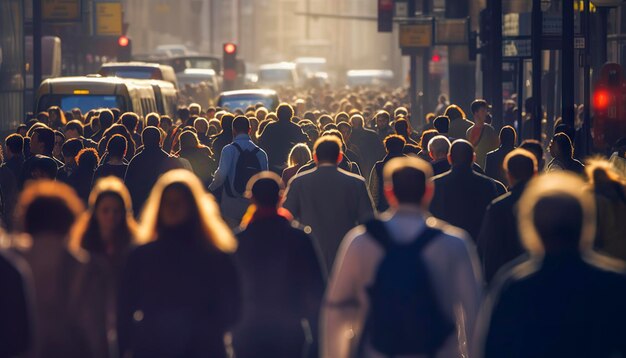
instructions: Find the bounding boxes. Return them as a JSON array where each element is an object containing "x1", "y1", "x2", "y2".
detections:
[
  {"x1": 348, "y1": 114, "x2": 385, "y2": 181},
  {"x1": 430, "y1": 140, "x2": 503, "y2": 241},
  {"x1": 283, "y1": 136, "x2": 375, "y2": 270},
  {"x1": 485, "y1": 126, "x2": 517, "y2": 186},
  {"x1": 476, "y1": 149, "x2": 537, "y2": 283},
  {"x1": 259, "y1": 103, "x2": 308, "y2": 174}
]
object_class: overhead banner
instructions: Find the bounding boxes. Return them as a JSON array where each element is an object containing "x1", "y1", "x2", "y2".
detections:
[
  {"x1": 42, "y1": 0, "x2": 81, "y2": 22},
  {"x1": 96, "y1": 2, "x2": 122, "y2": 36}
]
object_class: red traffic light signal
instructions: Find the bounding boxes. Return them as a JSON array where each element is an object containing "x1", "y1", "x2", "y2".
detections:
[
  {"x1": 593, "y1": 89, "x2": 610, "y2": 111},
  {"x1": 118, "y1": 36, "x2": 130, "y2": 47},
  {"x1": 224, "y1": 43, "x2": 237, "y2": 54}
]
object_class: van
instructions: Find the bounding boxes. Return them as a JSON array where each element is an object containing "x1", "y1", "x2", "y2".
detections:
[
  {"x1": 346, "y1": 69, "x2": 394, "y2": 87},
  {"x1": 141, "y1": 79, "x2": 179, "y2": 118},
  {"x1": 98, "y1": 62, "x2": 179, "y2": 89},
  {"x1": 35, "y1": 76, "x2": 158, "y2": 118},
  {"x1": 257, "y1": 62, "x2": 299, "y2": 88}
]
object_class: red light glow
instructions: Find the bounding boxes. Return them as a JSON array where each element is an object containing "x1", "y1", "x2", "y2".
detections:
[
  {"x1": 593, "y1": 89, "x2": 610, "y2": 110},
  {"x1": 224, "y1": 43, "x2": 237, "y2": 54},
  {"x1": 118, "y1": 36, "x2": 129, "y2": 47}
]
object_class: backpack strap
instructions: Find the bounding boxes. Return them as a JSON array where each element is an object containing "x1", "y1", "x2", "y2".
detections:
[
  {"x1": 365, "y1": 219, "x2": 393, "y2": 251},
  {"x1": 232, "y1": 142, "x2": 243, "y2": 153},
  {"x1": 410, "y1": 227, "x2": 442, "y2": 254}
]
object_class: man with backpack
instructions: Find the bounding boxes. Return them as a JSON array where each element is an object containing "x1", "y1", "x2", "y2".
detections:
[
  {"x1": 209, "y1": 115, "x2": 268, "y2": 227},
  {"x1": 321, "y1": 156, "x2": 482, "y2": 358}
]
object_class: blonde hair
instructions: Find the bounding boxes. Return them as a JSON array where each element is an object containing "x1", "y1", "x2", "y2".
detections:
[
  {"x1": 517, "y1": 172, "x2": 596, "y2": 255},
  {"x1": 138, "y1": 169, "x2": 237, "y2": 253}
]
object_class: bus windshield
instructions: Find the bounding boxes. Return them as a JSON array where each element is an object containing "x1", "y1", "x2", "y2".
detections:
[
  {"x1": 100, "y1": 67, "x2": 161, "y2": 79},
  {"x1": 38, "y1": 94, "x2": 126, "y2": 113}
]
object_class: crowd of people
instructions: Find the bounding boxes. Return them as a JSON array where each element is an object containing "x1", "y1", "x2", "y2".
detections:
[{"x1": 1, "y1": 86, "x2": 626, "y2": 358}]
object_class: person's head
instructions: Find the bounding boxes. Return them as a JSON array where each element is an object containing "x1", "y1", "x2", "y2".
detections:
[
  {"x1": 548, "y1": 132, "x2": 574, "y2": 159},
  {"x1": 518, "y1": 172, "x2": 595, "y2": 255},
  {"x1": 318, "y1": 114, "x2": 334, "y2": 129},
  {"x1": 145, "y1": 112, "x2": 160, "y2": 128},
  {"x1": 287, "y1": 143, "x2": 312, "y2": 168},
  {"x1": 428, "y1": 135, "x2": 451, "y2": 161},
  {"x1": 277, "y1": 103, "x2": 295, "y2": 122},
  {"x1": 5, "y1": 134, "x2": 24, "y2": 158},
  {"x1": 394, "y1": 107, "x2": 409, "y2": 119},
  {"x1": 64, "y1": 120, "x2": 84, "y2": 139},
  {"x1": 188, "y1": 103, "x2": 202, "y2": 116},
  {"x1": 36, "y1": 111, "x2": 50, "y2": 125},
  {"x1": 394, "y1": 119, "x2": 410, "y2": 137},
  {"x1": 76, "y1": 148, "x2": 99, "y2": 172},
  {"x1": 179, "y1": 130, "x2": 201, "y2": 152},
  {"x1": 245, "y1": 171, "x2": 284, "y2": 209},
  {"x1": 232, "y1": 115, "x2": 250, "y2": 136},
  {"x1": 16, "y1": 180, "x2": 84, "y2": 243},
  {"x1": 193, "y1": 117, "x2": 209, "y2": 135},
  {"x1": 72, "y1": 176, "x2": 137, "y2": 253},
  {"x1": 384, "y1": 134, "x2": 406, "y2": 155},
  {"x1": 383, "y1": 157, "x2": 434, "y2": 209},
  {"x1": 47, "y1": 106, "x2": 67, "y2": 128},
  {"x1": 448, "y1": 140, "x2": 475, "y2": 167},
  {"x1": 255, "y1": 107, "x2": 268, "y2": 122},
  {"x1": 142, "y1": 126, "x2": 162, "y2": 149},
  {"x1": 433, "y1": 115, "x2": 450, "y2": 134},
  {"x1": 520, "y1": 139, "x2": 545, "y2": 171},
  {"x1": 17, "y1": 124, "x2": 28, "y2": 137},
  {"x1": 499, "y1": 125, "x2": 517, "y2": 148},
  {"x1": 220, "y1": 113, "x2": 235, "y2": 134},
  {"x1": 504, "y1": 148, "x2": 537, "y2": 187},
  {"x1": 98, "y1": 109, "x2": 115, "y2": 131},
  {"x1": 375, "y1": 110, "x2": 390, "y2": 129},
  {"x1": 419, "y1": 129, "x2": 439, "y2": 150},
  {"x1": 444, "y1": 104, "x2": 466, "y2": 121},
  {"x1": 160, "y1": 115, "x2": 173, "y2": 132},
  {"x1": 470, "y1": 99, "x2": 489, "y2": 123},
  {"x1": 53, "y1": 131, "x2": 65, "y2": 155},
  {"x1": 61, "y1": 138, "x2": 84, "y2": 164},
  {"x1": 350, "y1": 114, "x2": 365, "y2": 128},
  {"x1": 337, "y1": 122, "x2": 352, "y2": 142},
  {"x1": 313, "y1": 136, "x2": 343, "y2": 165},
  {"x1": 139, "y1": 169, "x2": 236, "y2": 252},
  {"x1": 120, "y1": 112, "x2": 139, "y2": 133},
  {"x1": 106, "y1": 134, "x2": 127, "y2": 159},
  {"x1": 30, "y1": 126, "x2": 55, "y2": 155}
]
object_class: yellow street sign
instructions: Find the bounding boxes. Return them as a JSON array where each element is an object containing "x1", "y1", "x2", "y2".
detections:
[
  {"x1": 96, "y1": 2, "x2": 123, "y2": 36},
  {"x1": 42, "y1": 0, "x2": 81, "y2": 22},
  {"x1": 399, "y1": 23, "x2": 433, "y2": 48}
]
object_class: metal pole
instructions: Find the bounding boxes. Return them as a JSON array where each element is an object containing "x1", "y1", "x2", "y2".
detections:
[
  {"x1": 409, "y1": 0, "x2": 418, "y2": 122},
  {"x1": 489, "y1": 0, "x2": 503, "y2": 129},
  {"x1": 582, "y1": 0, "x2": 591, "y2": 156},
  {"x1": 33, "y1": 0, "x2": 42, "y2": 92},
  {"x1": 531, "y1": 0, "x2": 543, "y2": 141},
  {"x1": 599, "y1": 7, "x2": 609, "y2": 65},
  {"x1": 517, "y1": 59, "x2": 524, "y2": 140},
  {"x1": 562, "y1": 0, "x2": 575, "y2": 129}
]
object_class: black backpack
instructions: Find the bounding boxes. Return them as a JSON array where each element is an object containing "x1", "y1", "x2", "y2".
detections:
[
  {"x1": 362, "y1": 219, "x2": 455, "y2": 356},
  {"x1": 226, "y1": 142, "x2": 262, "y2": 197}
]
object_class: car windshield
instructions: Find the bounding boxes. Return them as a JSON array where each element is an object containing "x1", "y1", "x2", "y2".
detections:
[
  {"x1": 100, "y1": 67, "x2": 160, "y2": 79},
  {"x1": 219, "y1": 95, "x2": 276, "y2": 111},
  {"x1": 259, "y1": 69, "x2": 293, "y2": 82},
  {"x1": 38, "y1": 94, "x2": 125, "y2": 113}
]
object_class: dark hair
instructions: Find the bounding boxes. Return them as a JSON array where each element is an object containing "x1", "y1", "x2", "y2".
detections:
[
  {"x1": 54, "y1": 130, "x2": 65, "y2": 143},
  {"x1": 314, "y1": 136, "x2": 342, "y2": 163},
  {"x1": 533, "y1": 194, "x2": 583, "y2": 249},
  {"x1": 220, "y1": 114, "x2": 235, "y2": 135},
  {"x1": 504, "y1": 149, "x2": 537, "y2": 183},
  {"x1": 5, "y1": 134, "x2": 24, "y2": 155},
  {"x1": 500, "y1": 125, "x2": 517, "y2": 147},
  {"x1": 110, "y1": 108, "x2": 121, "y2": 122},
  {"x1": 277, "y1": 103, "x2": 294, "y2": 122},
  {"x1": 433, "y1": 116, "x2": 450, "y2": 133},
  {"x1": 62, "y1": 138, "x2": 84, "y2": 158},
  {"x1": 449, "y1": 140, "x2": 474, "y2": 166},
  {"x1": 232, "y1": 115, "x2": 250, "y2": 134},
  {"x1": 249, "y1": 174, "x2": 283, "y2": 208},
  {"x1": 391, "y1": 166, "x2": 427, "y2": 205},
  {"x1": 384, "y1": 134, "x2": 406, "y2": 154},
  {"x1": 553, "y1": 132, "x2": 574, "y2": 158},
  {"x1": 520, "y1": 139, "x2": 545, "y2": 170},
  {"x1": 17, "y1": 180, "x2": 83, "y2": 237},
  {"x1": 32, "y1": 126, "x2": 55, "y2": 154},
  {"x1": 120, "y1": 112, "x2": 139, "y2": 132},
  {"x1": 107, "y1": 134, "x2": 127, "y2": 159},
  {"x1": 419, "y1": 129, "x2": 439, "y2": 149},
  {"x1": 394, "y1": 119, "x2": 410, "y2": 136},
  {"x1": 99, "y1": 109, "x2": 115, "y2": 130},
  {"x1": 142, "y1": 126, "x2": 161, "y2": 148},
  {"x1": 65, "y1": 120, "x2": 84, "y2": 136},
  {"x1": 76, "y1": 148, "x2": 100, "y2": 172},
  {"x1": 444, "y1": 105, "x2": 465, "y2": 121},
  {"x1": 471, "y1": 99, "x2": 489, "y2": 114},
  {"x1": 146, "y1": 112, "x2": 160, "y2": 127},
  {"x1": 17, "y1": 124, "x2": 27, "y2": 134},
  {"x1": 160, "y1": 115, "x2": 173, "y2": 128}
]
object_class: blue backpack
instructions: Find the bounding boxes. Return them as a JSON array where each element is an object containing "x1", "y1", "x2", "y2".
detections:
[
  {"x1": 362, "y1": 219, "x2": 455, "y2": 356},
  {"x1": 225, "y1": 142, "x2": 262, "y2": 197}
]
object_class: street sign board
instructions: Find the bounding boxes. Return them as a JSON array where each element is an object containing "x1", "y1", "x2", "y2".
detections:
[
  {"x1": 42, "y1": 0, "x2": 81, "y2": 22},
  {"x1": 399, "y1": 23, "x2": 433, "y2": 48},
  {"x1": 435, "y1": 18, "x2": 468, "y2": 45},
  {"x1": 96, "y1": 2, "x2": 123, "y2": 36}
]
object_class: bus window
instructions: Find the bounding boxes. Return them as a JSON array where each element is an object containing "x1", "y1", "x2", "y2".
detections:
[{"x1": 37, "y1": 94, "x2": 125, "y2": 113}]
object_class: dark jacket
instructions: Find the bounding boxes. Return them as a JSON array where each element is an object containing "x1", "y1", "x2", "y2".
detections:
[
  {"x1": 124, "y1": 147, "x2": 184, "y2": 214},
  {"x1": 430, "y1": 166, "x2": 502, "y2": 241},
  {"x1": 369, "y1": 153, "x2": 405, "y2": 212},
  {"x1": 211, "y1": 130, "x2": 233, "y2": 163},
  {"x1": 0, "y1": 250, "x2": 32, "y2": 357},
  {"x1": 234, "y1": 215, "x2": 325, "y2": 358},
  {"x1": 93, "y1": 162, "x2": 128, "y2": 182},
  {"x1": 259, "y1": 120, "x2": 308, "y2": 173},
  {"x1": 117, "y1": 232, "x2": 241, "y2": 358},
  {"x1": 478, "y1": 253, "x2": 626, "y2": 358},
  {"x1": 349, "y1": 127, "x2": 385, "y2": 181},
  {"x1": 484, "y1": 145, "x2": 514, "y2": 185},
  {"x1": 476, "y1": 181, "x2": 528, "y2": 283}
]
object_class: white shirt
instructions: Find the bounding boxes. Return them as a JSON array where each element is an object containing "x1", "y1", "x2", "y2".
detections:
[{"x1": 321, "y1": 205, "x2": 483, "y2": 358}]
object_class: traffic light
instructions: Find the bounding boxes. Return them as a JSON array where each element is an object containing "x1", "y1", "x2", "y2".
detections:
[
  {"x1": 117, "y1": 35, "x2": 132, "y2": 62},
  {"x1": 377, "y1": 0, "x2": 393, "y2": 33},
  {"x1": 223, "y1": 42, "x2": 238, "y2": 90},
  {"x1": 592, "y1": 63, "x2": 626, "y2": 150}
]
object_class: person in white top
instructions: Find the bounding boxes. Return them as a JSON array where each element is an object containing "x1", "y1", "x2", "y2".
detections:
[{"x1": 321, "y1": 156, "x2": 483, "y2": 358}]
